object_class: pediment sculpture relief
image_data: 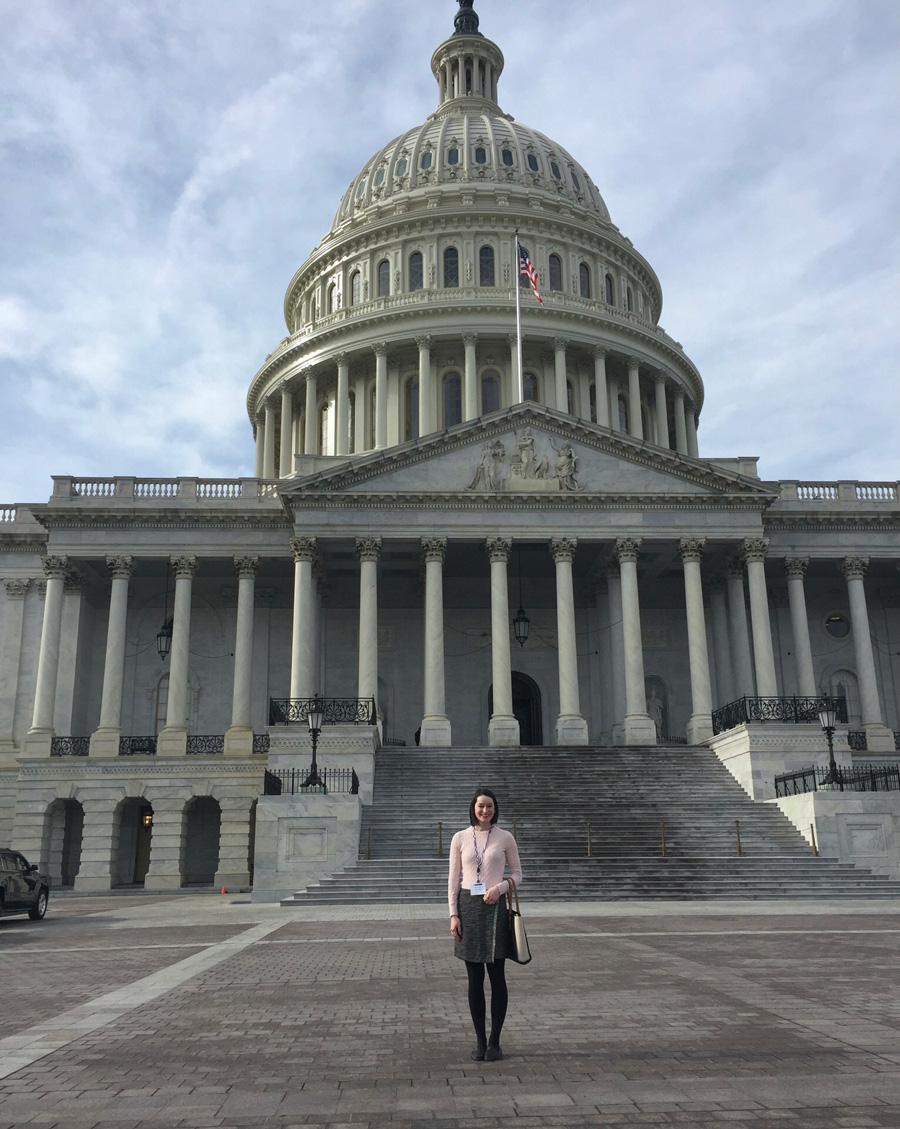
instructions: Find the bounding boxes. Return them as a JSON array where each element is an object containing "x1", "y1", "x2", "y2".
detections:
[{"x1": 467, "y1": 429, "x2": 581, "y2": 492}]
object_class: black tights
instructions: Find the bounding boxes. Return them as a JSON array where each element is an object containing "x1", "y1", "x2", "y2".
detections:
[{"x1": 465, "y1": 959, "x2": 508, "y2": 1047}]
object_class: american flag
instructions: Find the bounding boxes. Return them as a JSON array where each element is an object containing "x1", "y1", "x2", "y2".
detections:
[{"x1": 517, "y1": 241, "x2": 544, "y2": 306}]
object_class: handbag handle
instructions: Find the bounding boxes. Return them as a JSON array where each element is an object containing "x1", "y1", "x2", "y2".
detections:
[{"x1": 507, "y1": 876, "x2": 522, "y2": 917}]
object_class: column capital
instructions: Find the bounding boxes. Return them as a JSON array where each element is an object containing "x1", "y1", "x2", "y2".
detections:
[
  {"x1": 507, "y1": 332, "x2": 518, "y2": 347},
  {"x1": 677, "y1": 537, "x2": 706, "y2": 564},
  {"x1": 550, "y1": 536, "x2": 577, "y2": 564},
  {"x1": 593, "y1": 345, "x2": 609, "y2": 360},
  {"x1": 627, "y1": 355, "x2": 641, "y2": 371},
  {"x1": 740, "y1": 537, "x2": 769, "y2": 564},
  {"x1": 234, "y1": 555, "x2": 260, "y2": 579},
  {"x1": 355, "y1": 536, "x2": 382, "y2": 562},
  {"x1": 170, "y1": 555, "x2": 197, "y2": 579},
  {"x1": 64, "y1": 572, "x2": 86, "y2": 594},
  {"x1": 4, "y1": 578, "x2": 30, "y2": 599},
  {"x1": 840, "y1": 555, "x2": 869, "y2": 580},
  {"x1": 462, "y1": 333, "x2": 478, "y2": 347},
  {"x1": 41, "y1": 555, "x2": 68, "y2": 579},
  {"x1": 421, "y1": 536, "x2": 447, "y2": 564},
  {"x1": 723, "y1": 554, "x2": 744, "y2": 578},
  {"x1": 614, "y1": 537, "x2": 642, "y2": 564},
  {"x1": 415, "y1": 335, "x2": 433, "y2": 351},
  {"x1": 784, "y1": 556, "x2": 809, "y2": 580},
  {"x1": 335, "y1": 351, "x2": 350, "y2": 368},
  {"x1": 280, "y1": 380, "x2": 294, "y2": 396},
  {"x1": 372, "y1": 341, "x2": 388, "y2": 358},
  {"x1": 655, "y1": 369, "x2": 670, "y2": 384},
  {"x1": 290, "y1": 536, "x2": 317, "y2": 563},
  {"x1": 553, "y1": 337, "x2": 568, "y2": 352},
  {"x1": 486, "y1": 536, "x2": 511, "y2": 563},
  {"x1": 673, "y1": 387, "x2": 685, "y2": 401},
  {"x1": 106, "y1": 555, "x2": 134, "y2": 580}
]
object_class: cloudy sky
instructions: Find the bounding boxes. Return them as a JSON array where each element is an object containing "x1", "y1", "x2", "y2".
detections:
[{"x1": 1, "y1": 0, "x2": 897, "y2": 503}]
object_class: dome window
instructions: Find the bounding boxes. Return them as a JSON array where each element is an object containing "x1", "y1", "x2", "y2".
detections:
[
  {"x1": 604, "y1": 273, "x2": 615, "y2": 305},
  {"x1": 443, "y1": 372, "x2": 462, "y2": 427},
  {"x1": 549, "y1": 254, "x2": 562, "y2": 293},
  {"x1": 443, "y1": 246, "x2": 460, "y2": 288},
  {"x1": 626, "y1": 286, "x2": 634, "y2": 311},
  {"x1": 327, "y1": 283, "x2": 337, "y2": 314},
  {"x1": 481, "y1": 371, "x2": 501, "y2": 414},
  {"x1": 501, "y1": 149, "x2": 514, "y2": 167},
  {"x1": 377, "y1": 259, "x2": 390, "y2": 298},
  {"x1": 479, "y1": 245, "x2": 495, "y2": 288},
  {"x1": 356, "y1": 180, "x2": 366, "y2": 198},
  {"x1": 523, "y1": 372, "x2": 539, "y2": 402},
  {"x1": 350, "y1": 271, "x2": 361, "y2": 306},
  {"x1": 395, "y1": 158, "x2": 408, "y2": 178},
  {"x1": 571, "y1": 170, "x2": 581, "y2": 191},
  {"x1": 550, "y1": 160, "x2": 562, "y2": 180},
  {"x1": 420, "y1": 151, "x2": 433, "y2": 169},
  {"x1": 404, "y1": 377, "x2": 419, "y2": 441},
  {"x1": 579, "y1": 263, "x2": 592, "y2": 299},
  {"x1": 447, "y1": 147, "x2": 459, "y2": 166},
  {"x1": 474, "y1": 146, "x2": 487, "y2": 165},
  {"x1": 374, "y1": 168, "x2": 385, "y2": 187},
  {"x1": 527, "y1": 154, "x2": 539, "y2": 172},
  {"x1": 409, "y1": 252, "x2": 424, "y2": 292}
]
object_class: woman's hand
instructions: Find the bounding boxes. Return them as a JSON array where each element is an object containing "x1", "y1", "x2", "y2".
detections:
[
  {"x1": 483, "y1": 886, "x2": 500, "y2": 905},
  {"x1": 450, "y1": 914, "x2": 462, "y2": 940}
]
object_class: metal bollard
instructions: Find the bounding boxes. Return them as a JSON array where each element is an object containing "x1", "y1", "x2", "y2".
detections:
[
  {"x1": 438, "y1": 821, "x2": 444, "y2": 859},
  {"x1": 735, "y1": 819, "x2": 742, "y2": 857},
  {"x1": 365, "y1": 826, "x2": 372, "y2": 860},
  {"x1": 660, "y1": 820, "x2": 667, "y2": 858},
  {"x1": 587, "y1": 823, "x2": 592, "y2": 858},
  {"x1": 810, "y1": 823, "x2": 818, "y2": 856}
]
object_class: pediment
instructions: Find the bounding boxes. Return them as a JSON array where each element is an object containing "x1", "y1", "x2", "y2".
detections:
[{"x1": 281, "y1": 405, "x2": 774, "y2": 504}]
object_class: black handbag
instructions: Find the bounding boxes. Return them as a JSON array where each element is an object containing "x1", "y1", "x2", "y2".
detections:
[{"x1": 506, "y1": 878, "x2": 532, "y2": 965}]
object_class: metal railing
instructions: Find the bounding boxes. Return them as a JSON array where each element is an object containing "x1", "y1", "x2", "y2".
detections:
[
  {"x1": 253, "y1": 733, "x2": 270, "y2": 754},
  {"x1": 186, "y1": 735, "x2": 224, "y2": 755},
  {"x1": 712, "y1": 696, "x2": 847, "y2": 736},
  {"x1": 263, "y1": 767, "x2": 359, "y2": 795},
  {"x1": 119, "y1": 736, "x2": 157, "y2": 756},
  {"x1": 775, "y1": 763, "x2": 900, "y2": 797},
  {"x1": 848, "y1": 731, "x2": 900, "y2": 752},
  {"x1": 268, "y1": 697, "x2": 377, "y2": 726},
  {"x1": 51, "y1": 737, "x2": 90, "y2": 757}
]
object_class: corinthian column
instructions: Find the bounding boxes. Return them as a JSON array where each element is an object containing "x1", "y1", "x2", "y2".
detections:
[
  {"x1": 840, "y1": 557, "x2": 894, "y2": 751},
  {"x1": 89, "y1": 556, "x2": 134, "y2": 758},
  {"x1": 157, "y1": 556, "x2": 196, "y2": 756},
  {"x1": 486, "y1": 537, "x2": 519, "y2": 746},
  {"x1": 615, "y1": 538, "x2": 656, "y2": 745},
  {"x1": 725, "y1": 556, "x2": 755, "y2": 696},
  {"x1": 24, "y1": 556, "x2": 68, "y2": 756},
  {"x1": 304, "y1": 369, "x2": 318, "y2": 454},
  {"x1": 551, "y1": 538, "x2": 588, "y2": 744},
  {"x1": 356, "y1": 537, "x2": 381, "y2": 709},
  {"x1": 463, "y1": 334, "x2": 478, "y2": 420},
  {"x1": 419, "y1": 537, "x2": 451, "y2": 746},
  {"x1": 553, "y1": 338, "x2": 568, "y2": 413},
  {"x1": 678, "y1": 538, "x2": 713, "y2": 744},
  {"x1": 263, "y1": 400, "x2": 277, "y2": 478},
  {"x1": 742, "y1": 538, "x2": 777, "y2": 698},
  {"x1": 373, "y1": 343, "x2": 388, "y2": 448},
  {"x1": 279, "y1": 386, "x2": 294, "y2": 477},
  {"x1": 654, "y1": 373, "x2": 669, "y2": 448},
  {"x1": 627, "y1": 356, "x2": 643, "y2": 440},
  {"x1": 784, "y1": 558, "x2": 816, "y2": 697},
  {"x1": 417, "y1": 336, "x2": 432, "y2": 437},
  {"x1": 225, "y1": 556, "x2": 259, "y2": 756},
  {"x1": 335, "y1": 353, "x2": 350, "y2": 456},
  {"x1": 290, "y1": 537, "x2": 317, "y2": 699},
  {"x1": 604, "y1": 566, "x2": 626, "y2": 742}
]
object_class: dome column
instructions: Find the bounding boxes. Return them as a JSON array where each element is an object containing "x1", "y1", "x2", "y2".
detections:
[
  {"x1": 686, "y1": 407, "x2": 699, "y2": 458},
  {"x1": 336, "y1": 353, "x2": 350, "y2": 456},
  {"x1": 263, "y1": 400, "x2": 277, "y2": 478},
  {"x1": 627, "y1": 357, "x2": 643, "y2": 440},
  {"x1": 840, "y1": 557, "x2": 894, "y2": 751},
  {"x1": 654, "y1": 374, "x2": 670, "y2": 448},
  {"x1": 373, "y1": 343, "x2": 388, "y2": 449},
  {"x1": 553, "y1": 339, "x2": 568, "y2": 413},
  {"x1": 463, "y1": 334, "x2": 478, "y2": 420},
  {"x1": 486, "y1": 537, "x2": 519, "y2": 746},
  {"x1": 417, "y1": 336, "x2": 433, "y2": 437},
  {"x1": 673, "y1": 391, "x2": 688, "y2": 455},
  {"x1": 594, "y1": 348, "x2": 610, "y2": 428},
  {"x1": 304, "y1": 370, "x2": 318, "y2": 454},
  {"x1": 279, "y1": 386, "x2": 294, "y2": 477},
  {"x1": 615, "y1": 538, "x2": 656, "y2": 746},
  {"x1": 419, "y1": 537, "x2": 451, "y2": 746},
  {"x1": 550, "y1": 538, "x2": 588, "y2": 745},
  {"x1": 254, "y1": 418, "x2": 265, "y2": 476}
]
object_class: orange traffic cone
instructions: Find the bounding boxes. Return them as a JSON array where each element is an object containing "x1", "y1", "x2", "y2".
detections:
[{"x1": 221, "y1": 886, "x2": 226, "y2": 894}]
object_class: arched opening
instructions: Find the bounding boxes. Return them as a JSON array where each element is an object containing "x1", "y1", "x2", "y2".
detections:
[
  {"x1": 549, "y1": 254, "x2": 562, "y2": 293},
  {"x1": 618, "y1": 395, "x2": 629, "y2": 433},
  {"x1": 182, "y1": 797, "x2": 221, "y2": 886},
  {"x1": 327, "y1": 282, "x2": 336, "y2": 314},
  {"x1": 828, "y1": 669, "x2": 861, "y2": 728},
  {"x1": 443, "y1": 246, "x2": 459, "y2": 288},
  {"x1": 604, "y1": 273, "x2": 614, "y2": 304},
  {"x1": 377, "y1": 259, "x2": 390, "y2": 297},
  {"x1": 443, "y1": 372, "x2": 462, "y2": 427},
  {"x1": 489, "y1": 674, "x2": 543, "y2": 746},
  {"x1": 479, "y1": 245, "x2": 495, "y2": 287},
  {"x1": 350, "y1": 270, "x2": 361, "y2": 306},
  {"x1": 523, "y1": 371, "x2": 538, "y2": 402},
  {"x1": 40, "y1": 798, "x2": 84, "y2": 887},
  {"x1": 645, "y1": 676, "x2": 670, "y2": 742},
  {"x1": 409, "y1": 251, "x2": 424, "y2": 291},
  {"x1": 111, "y1": 798, "x2": 153, "y2": 888},
  {"x1": 579, "y1": 263, "x2": 592, "y2": 299},
  {"x1": 481, "y1": 370, "x2": 500, "y2": 414},
  {"x1": 404, "y1": 376, "x2": 419, "y2": 441}
]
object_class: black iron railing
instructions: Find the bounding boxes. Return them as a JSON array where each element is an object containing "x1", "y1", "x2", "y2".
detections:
[
  {"x1": 263, "y1": 767, "x2": 359, "y2": 796},
  {"x1": 382, "y1": 737, "x2": 407, "y2": 747},
  {"x1": 712, "y1": 696, "x2": 847, "y2": 736},
  {"x1": 252, "y1": 733, "x2": 270, "y2": 754},
  {"x1": 119, "y1": 736, "x2": 157, "y2": 756},
  {"x1": 186, "y1": 735, "x2": 224, "y2": 755},
  {"x1": 775, "y1": 762, "x2": 900, "y2": 797},
  {"x1": 268, "y1": 697, "x2": 376, "y2": 726},
  {"x1": 51, "y1": 736, "x2": 90, "y2": 757},
  {"x1": 848, "y1": 731, "x2": 867, "y2": 751}
]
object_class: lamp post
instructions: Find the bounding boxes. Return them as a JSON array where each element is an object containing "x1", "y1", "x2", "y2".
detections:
[
  {"x1": 818, "y1": 702, "x2": 840, "y2": 787},
  {"x1": 302, "y1": 694, "x2": 326, "y2": 791}
]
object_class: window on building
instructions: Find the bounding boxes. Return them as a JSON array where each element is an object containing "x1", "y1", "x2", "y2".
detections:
[
  {"x1": 409, "y1": 252, "x2": 424, "y2": 291},
  {"x1": 374, "y1": 167, "x2": 385, "y2": 186},
  {"x1": 348, "y1": 391, "x2": 356, "y2": 455},
  {"x1": 395, "y1": 157, "x2": 408, "y2": 177},
  {"x1": 443, "y1": 372, "x2": 462, "y2": 427},
  {"x1": 527, "y1": 153, "x2": 539, "y2": 172},
  {"x1": 447, "y1": 147, "x2": 459, "y2": 166},
  {"x1": 579, "y1": 263, "x2": 592, "y2": 299},
  {"x1": 420, "y1": 151, "x2": 432, "y2": 169},
  {"x1": 319, "y1": 404, "x2": 329, "y2": 454},
  {"x1": 377, "y1": 259, "x2": 390, "y2": 297},
  {"x1": 589, "y1": 383, "x2": 597, "y2": 423},
  {"x1": 501, "y1": 148, "x2": 514, "y2": 166},
  {"x1": 474, "y1": 146, "x2": 487, "y2": 165},
  {"x1": 604, "y1": 273, "x2": 614, "y2": 304},
  {"x1": 550, "y1": 160, "x2": 561, "y2": 180},
  {"x1": 479, "y1": 245, "x2": 495, "y2": 287},
  {"x1": 626, "y1": 286, "x2": 634, "y2": 311},
  {"x1": 481, "y1": 370, "x2": 501, "y2": 414},
  {"x1": 327, "y1": 283, "x2": 336, "y2": 314},
  {"x1": 350, "y1": 270, "x2": 361, "y2": 306},
  {"x1": 443, "y1": 246, "x2": 459, "y2": 288},
  {"x1": 404, "y1": 377, "x2": 419, "y2": 441},
  {"x1": 523, "y1": 372, "x2": 538, "y2": 402},
  {"x1": 825, "y1": 613, "x2": 851, "y2": 639},
  {"x1": 549, "y1": 254, "x2": 563, "y2": 292},
  {"x1": 571, "y1": 170, "x2": 581, "y2": 191}
]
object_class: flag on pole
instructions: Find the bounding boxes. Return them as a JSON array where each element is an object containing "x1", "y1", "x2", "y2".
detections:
[{"x1": 517, "y1": 241, "x2": 544, "y2": 306}]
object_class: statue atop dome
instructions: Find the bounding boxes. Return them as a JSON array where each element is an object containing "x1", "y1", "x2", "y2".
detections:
[{"x1": 453, "y1": 0, "x2": 482, "y2": 37}]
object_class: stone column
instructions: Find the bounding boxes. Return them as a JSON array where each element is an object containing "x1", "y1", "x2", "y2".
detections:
[
  {"x1": 654, "y1": 373, "x2": 669, "y2": 449},
  {"x1": 553, "y1": 338, "x2": 568, "y2": 413},
  {"x1": 144, "y1": 796, "x2": 185, "y2": 891},
  {"x1": 214, "y1": 798, "x2": 254, "y2": 891},
  {"x1": 263, "y1": 400, "x2": 277, "y2": 478},
  {"x1": 373, "y1": 343, "x2": 388, "y2": 449},
  {"x1": 279, "y1": 386, "x2": 294, "y2": 476},
  {"x1": 673, "y1": 391, "x2": 688, "y2": 455},
  {"x1": 24, "y1": 556, "x2": 68, "y2": 756},
  {"x1": 707, "y1": 578, "x2": 735, "y2": 706},
  {"x1": 419, "y1": 537, "x2": 452, "y2": 746},
  {"x1": 157, "y1": 556, "x2": 196, "y2": 756},
  {"x1": 253, "y1": 418, "x2": 265, "y2": 477},
  {"x1": 0, "y1": 579, "x2": 30, "y2": 758},
  {"x1": 356, "y1": 537, "x2": 380, "y2": 709},
  {"x1": 627, "y1": 356, "x2": 643, "y2": 440},
  {"x1": 335, "y1": 353, "x2": 350, "y2": 456},
  {"x1": 725, "y1": 557, "x2": 756, "y2": 696},
  {"x1": 742, "y1": 538, "x2": 777, "y2": 698},
  {"x1": 678, "y1": 538, "x2": 713, "y2": 744},
  {"x1": 686, "y1": 407, "x2": 699, "y2": 458},
  {"x1": 604, "y1": 566, "x2": 627, "y2": 743},
  {"x1": 486, "y1": 537, "x2": 519, "y2": 745},
  {"x1": 551, "y1": 537, "x2": 588, "y2": 744},
  {"x1": 609, "y1": 380, "x2": 621, "y2": 432},
  {"x1": 73, "y1": 799, "x2": 117, "y2": 892},
  {"x1": 353, "y1": 373, "x2": 367, "y2": 454},
  {"x1": 225, "y1": 556, "x2": 259, "y2": 756},
  {"x1": 463, "y1": 333, "x2": 478, "y2": 420},
  {"x1": 615, "y1": 538, "x2": 656, "y2": 745},
  {"x1": 417, "y1": 335, "x2": 432, "y2": 437},
  {"x1": 54, "y1": 572, "x2": 86, "y2": 737},
  {"x1": 304, "y1": 370, "x2": 318, "y2": 454},
  {"x1": 784, "y1": 558, "x2": 816, "y2": 698},
  {"x1": 840, "y1": 557, "x2": 894, "y2": 751},
  {"x1": 594, "y1": 347, "x2": 610, "y2": 428},
  {"x1": 290, "y1": 537, "x2": 317, "y2": 699},
  {"x1": 89, "y1": 556, "x2": 134, "y2": 758}
]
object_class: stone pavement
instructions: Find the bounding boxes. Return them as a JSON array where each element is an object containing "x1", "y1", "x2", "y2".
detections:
[{"x1": 1, "y1": 894, "x2": 899, "y2": 1128}]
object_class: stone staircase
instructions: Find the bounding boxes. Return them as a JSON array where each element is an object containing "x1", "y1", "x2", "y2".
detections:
[{"x1": 281, "y1": 746, "x2": 900, "y2": 904}]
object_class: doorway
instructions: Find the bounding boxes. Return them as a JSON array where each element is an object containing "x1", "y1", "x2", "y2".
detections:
[{"x1": 489, "y1": 673, "x2": 543, "y2": 746}]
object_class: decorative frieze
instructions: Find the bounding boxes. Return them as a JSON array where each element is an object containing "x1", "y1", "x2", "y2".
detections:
[{"x1": 4, "y1": 579, "x2": 30, "y2": 600}]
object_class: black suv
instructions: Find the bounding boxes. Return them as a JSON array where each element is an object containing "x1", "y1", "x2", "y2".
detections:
[{"x1": 0, "y1": 850, "x2": 50, "y2": 920}]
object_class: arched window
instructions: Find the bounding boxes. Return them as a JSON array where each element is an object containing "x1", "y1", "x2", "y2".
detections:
[
  {"x1": 579, "y1": 263, "x2": 592, "y2": 299},
  {"x1": 479, "y1": 245, "x2": 495, "y2": 287},
  {"x1": 549, "y1": 254, "x2": 563, "y2": 293},
  {"x1": 626, "y1": 286, "x2": 634, "y2": 311},
  {"x1": 518, "y1": 245, "x2": 531, "y2": 289},
  {"x1": 604, "y1": 273, "x2": 614, "y2": 304},
  {"x1": 350, "y1": 270, "x2": 361, "y2": 306},
  {"x1": 481, "y1": 370, "x2": 501, "y2": 414},
  {"x1": 443, "y1": 246, "x2": 459, "y2": 288},
  {"x1": 377, "y1": 260, "x2": 390, "y2": 297},
  {"x1": 566, "y1": 381, "x2": 575, "y2": 415},
  {"x1": 617, "y1": 395, "x2": 628, "y2": 433},
  {"x1": 409, "y1": 251, "x2": 424, "y2": 291},
  {"x1": 474, "y1": 146, "x2": 487, "y2": 165},
  {"x1": 523, "y1": 372, "x2": 538, "y2": 402},
  {"x1": 327, "y1": 283, "x2": 336, "y2": 314},
  {"x1": 443, "y1": 372, "x2": 462, "y2": 427},
  {"x1": 404, "y1": 377, "x2": 419, "y2": 441}
]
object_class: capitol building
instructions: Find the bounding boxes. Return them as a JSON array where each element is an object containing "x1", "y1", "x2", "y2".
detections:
[{"x1": 1, "y1": 2, "x2": 897, "y2": 900}]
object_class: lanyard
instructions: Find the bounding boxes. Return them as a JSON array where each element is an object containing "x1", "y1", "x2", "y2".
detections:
[{"x1": 472, "y1": 826, "x2": 492, "y2": 879}]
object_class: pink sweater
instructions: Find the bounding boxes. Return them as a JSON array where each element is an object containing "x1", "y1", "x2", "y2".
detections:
[{"x1": 448, "y1": 826, "x2": 523, "y2": 916}]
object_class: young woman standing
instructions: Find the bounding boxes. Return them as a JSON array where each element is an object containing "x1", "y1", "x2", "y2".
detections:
[{"x1": 448, "y1": 787, "x2": 523, "y2": 1061}]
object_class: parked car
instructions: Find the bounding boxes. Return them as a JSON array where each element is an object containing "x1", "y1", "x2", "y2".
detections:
[{"x1": 0, "y1": 849, "x2": 49, "y2": 920}]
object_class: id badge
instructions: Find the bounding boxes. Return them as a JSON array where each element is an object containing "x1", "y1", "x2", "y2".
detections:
[{"x1": 470, "y1": 881, "x2": 487, "y2": 895}]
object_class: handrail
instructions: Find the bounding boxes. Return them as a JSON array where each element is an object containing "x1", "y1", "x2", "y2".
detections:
[
  {"x1": 712, "y1": 696, "x2": 847, "y2": 736},
  {"x1": 775, "y1": 763, "x2": 900, "y2": 797},
  {"x1": 268, "y1": 697, "x2": 377, "y2": 726},
  {"x1": 263, "y1": 767, "x2": 359, "y2": 795}
]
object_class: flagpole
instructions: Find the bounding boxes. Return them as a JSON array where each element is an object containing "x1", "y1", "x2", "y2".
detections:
[{"x1": 514, "y1": 231, "x2": 523, "y2": 404}]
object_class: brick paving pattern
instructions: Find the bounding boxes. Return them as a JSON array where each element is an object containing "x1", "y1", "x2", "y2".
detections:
[{"x1": 0, "y1": 895, "x2": 898, "y2": 1128}]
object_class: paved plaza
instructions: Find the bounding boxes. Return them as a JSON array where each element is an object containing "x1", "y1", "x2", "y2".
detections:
[{"x1": 1, "y1": 893, "x2": 899, "y2": 1129}]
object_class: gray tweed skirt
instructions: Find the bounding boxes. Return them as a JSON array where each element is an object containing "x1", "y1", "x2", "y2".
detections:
[{"x1": 453, "y1": 890, "x2": 511, "y2": 963}]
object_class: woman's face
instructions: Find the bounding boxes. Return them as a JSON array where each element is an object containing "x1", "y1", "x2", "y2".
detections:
[{"x1": 474, "y1": 795, "x2": 495, "y2": 827}]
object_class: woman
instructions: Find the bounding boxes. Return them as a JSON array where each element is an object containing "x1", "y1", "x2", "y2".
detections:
[{"x1": 448, "y1": 787, "x2": 523, "y2": 1061}]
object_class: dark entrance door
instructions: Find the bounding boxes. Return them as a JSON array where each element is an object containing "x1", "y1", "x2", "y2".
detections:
[{"x1": 511, "y1": 672, "x2": 542, "y2": 746}]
